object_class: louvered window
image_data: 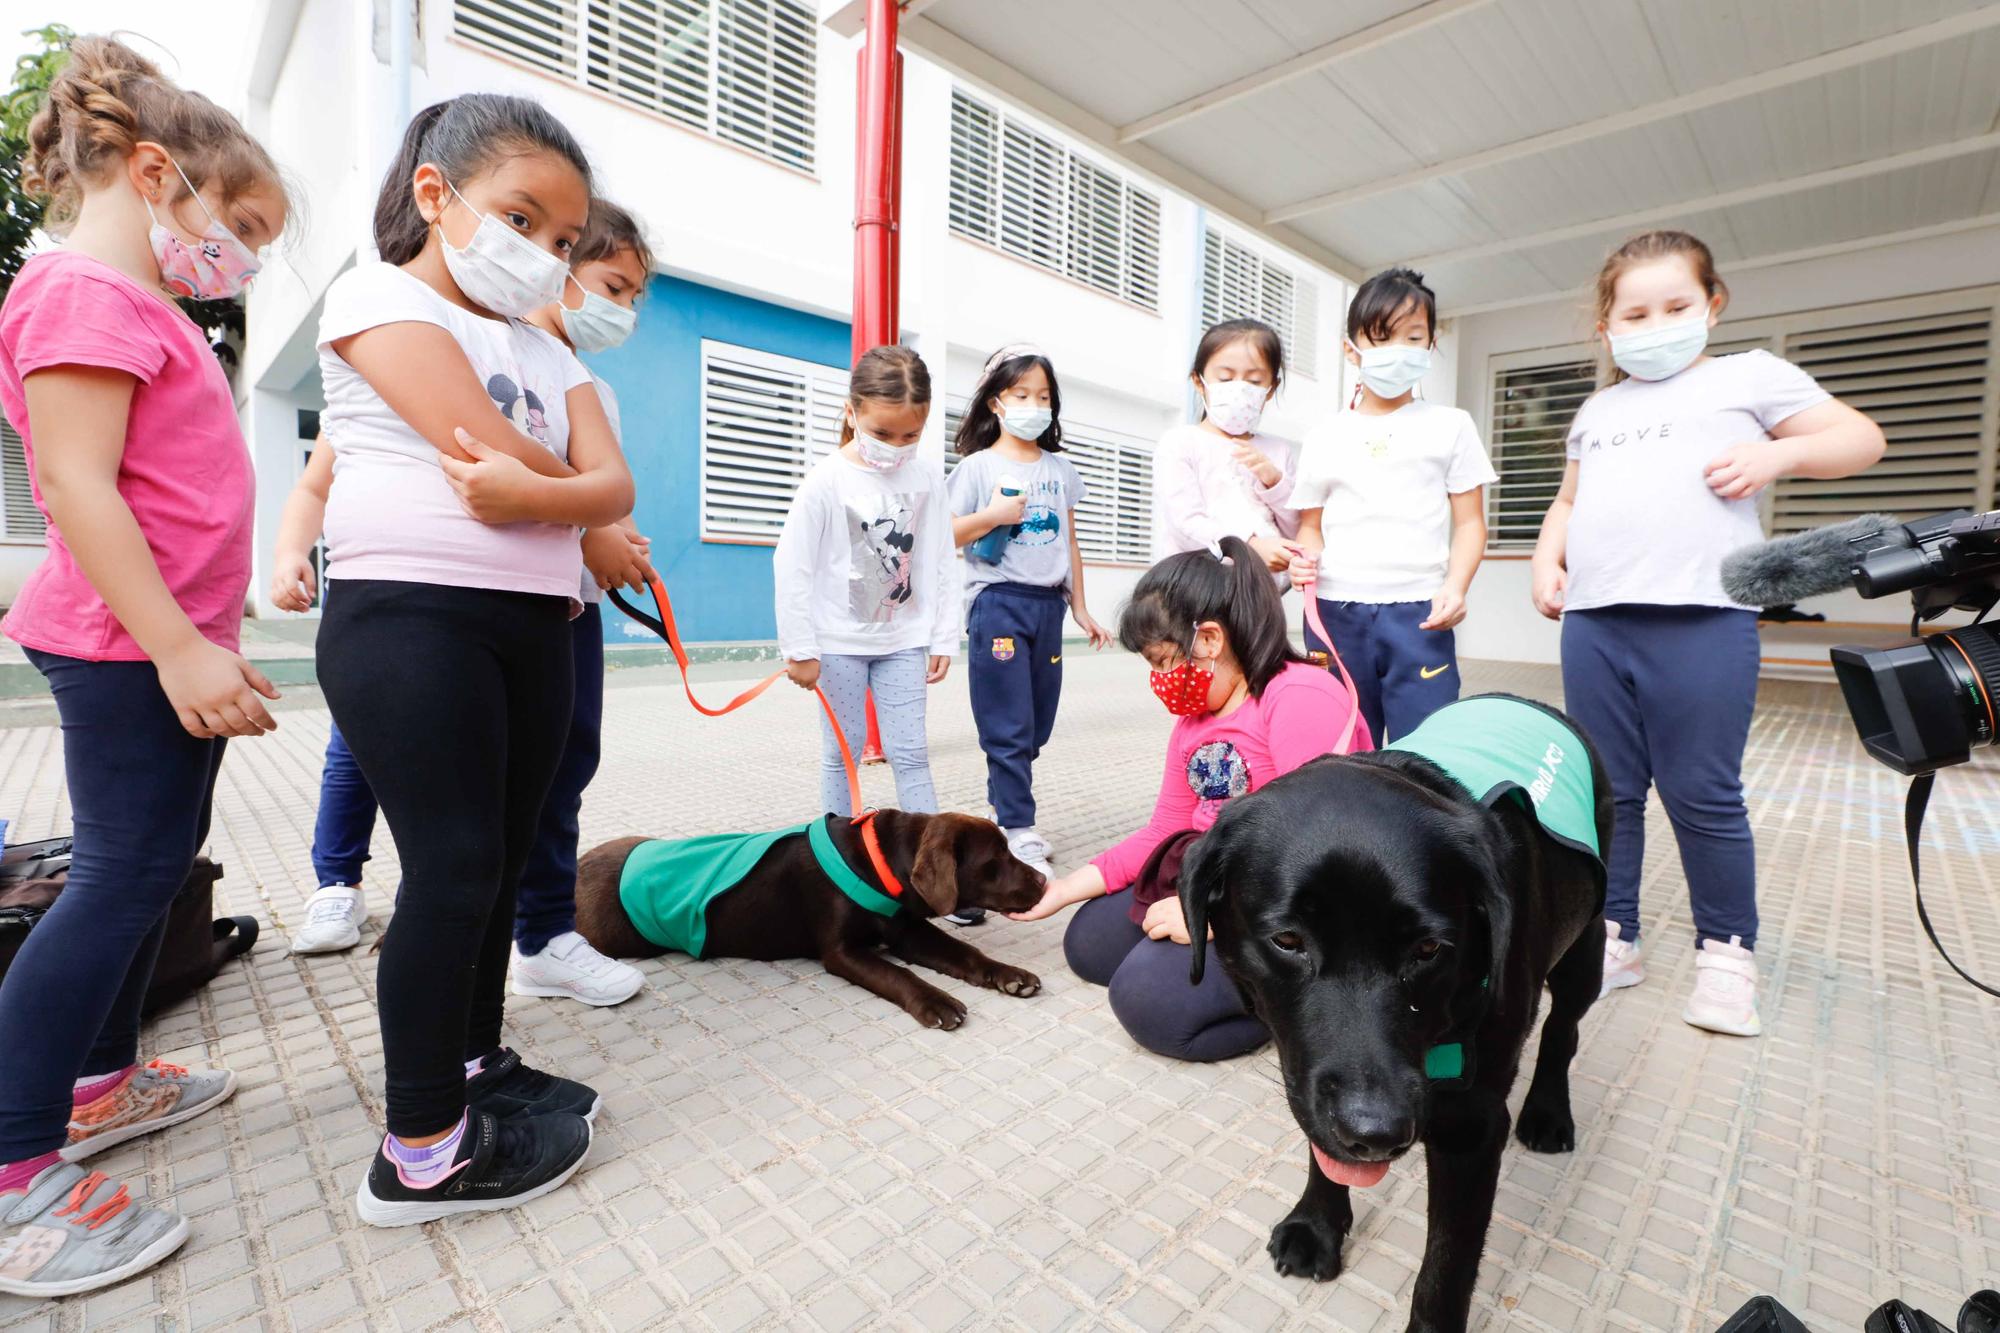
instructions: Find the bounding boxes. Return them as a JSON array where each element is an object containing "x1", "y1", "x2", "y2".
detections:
[
  {"x1": 941, "y1": 399, "x2": 1152, "y2": 565},
  {"x1": 1487, "y1": 359, "x2": 1592, "y2": 550},
  {"x1": 948, "y1": 89, "x2": 1162, "y2": 312},
  {"x1": 699, "y1": 340, "x2": 846, "y2": 542},
  {"x1": 1201, "y1": 228, "x2": 1318, "y2": 379},
  {"x1": 1, "y1": 420, "x2": 44, "y2": 543},
  {"x1": 454, "y1": 0, "x2": 815, "y2": 171}
]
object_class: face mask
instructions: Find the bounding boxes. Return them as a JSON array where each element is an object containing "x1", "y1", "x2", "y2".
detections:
[
  {"x1": 1354, "y1": 343, "x2": 1431, "y2": 399},
  {"x1": 1202, "y1": 378, "x2": 1267, "y2": 436},
  {"x1": 559, "y1": 275, "x2": 638, "y2": 353},
  {"x1": 147, "y1": 157, "x2": 260, "y2": 301},
  {"x1": 436, "y1": 178, "x2": 569, "y2": 318},
  {"x1": 1149, "y1": 627, "x2": 1215, "y2": 716},
  {"x1": 1609, "y1": 315, "x2": 1710, "y2": 381},
  {"x1": 998, "y1": 402, "x2": 1052, "y2": 442},
  {"x1": 852, "y1": 427, "x2": 915, "y2": 471}
]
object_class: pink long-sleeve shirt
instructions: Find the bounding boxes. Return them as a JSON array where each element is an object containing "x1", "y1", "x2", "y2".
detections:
[
  {"x1": 1091, "y1": 661, "x2": 1373, "y2": 891},
  {"x1": 1151, "y1": 423, "x2": 1301, "y2": 561}
]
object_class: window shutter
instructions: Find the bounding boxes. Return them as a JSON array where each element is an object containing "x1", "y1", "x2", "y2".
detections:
[
  {"x1": 1199, "y1": 228, "x2": 1316, "y2": 378},
  {"x1": 714, "y1": 0, "x2": 815, "y2": 171},
  {"x1": 1123, "y1": 185, "x2": 1161, "y2": 312},
  {"x1": 1, "y1": 419, "x2": 44, "y2": 542},
  {"x1": 1486, "y1": 358, "x2": 1594, "y2": 550},
  {"x1": 584, "y1": 0, "x2": 710, "y2": 134},
  {"x1": 456, "y1": 0, "x2": 581, "y2": 78},
  {"x1": 948, "y1": 92, "x2": 999, "y2": 246},
  {"x1": 1062, "y1": 425, "x2": 1154, "y2": 565},
  {"x1": 1770, "y1": 309, "x2": 1994, "y2": 531},
  {"x1": 699, "y1": 341, "x2": 844, "y2": 542}
]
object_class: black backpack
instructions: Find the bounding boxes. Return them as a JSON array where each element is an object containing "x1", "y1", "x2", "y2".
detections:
[{"x1": 0, "y1": 836, "x2": 258, "y2": 1016}]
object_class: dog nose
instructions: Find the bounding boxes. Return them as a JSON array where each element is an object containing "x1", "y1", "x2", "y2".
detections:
[{"x1": 1331, "y1": 1100, "x2": 1415, "y2": 1160}]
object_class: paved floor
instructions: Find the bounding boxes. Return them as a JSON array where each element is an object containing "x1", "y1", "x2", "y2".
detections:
[{"x1": 2, "y1": 653, "x2": 1997, "y2": 1333}]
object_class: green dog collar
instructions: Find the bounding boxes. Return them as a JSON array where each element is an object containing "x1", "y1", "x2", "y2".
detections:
[{"x1": 807, "y1": 816, "x2": 901, "y2": 918}]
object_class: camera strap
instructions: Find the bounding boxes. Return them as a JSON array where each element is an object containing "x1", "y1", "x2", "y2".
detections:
[{"x1": 1904, "y1": 773, "x2": 2000, "y2": 997}]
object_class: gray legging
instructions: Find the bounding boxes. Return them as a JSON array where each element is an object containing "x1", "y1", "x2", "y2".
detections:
[
  {"x1": 1063, "y1": 894, "x2": 1267, "y2": 1062},
  {"x1": 817, "y1": 648, "x2": 937, "y2": 817}
]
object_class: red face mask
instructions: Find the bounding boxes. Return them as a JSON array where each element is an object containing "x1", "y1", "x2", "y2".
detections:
[{"x1": 1149, "y1": 659, "x2": 1214, "y2": 716}]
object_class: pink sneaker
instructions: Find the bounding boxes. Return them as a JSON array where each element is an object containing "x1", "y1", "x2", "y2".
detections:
[
  {"x1": 1683, "y1": 936, "x2": 1761, "y2": 1036},
  {"x1": 1600, "y1": 920, "x2": 1645, "y2": 998}
]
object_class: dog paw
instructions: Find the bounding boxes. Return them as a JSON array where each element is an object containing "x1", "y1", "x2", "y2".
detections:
[
  {"x1": 910, "y1": 993, "x2": 967, "y2": 1030},
  {"x1": 1267, "y1": 1212, "x2": 1346, "y2": 1281},
  {"x1": 1513, "y1": 1099, "x2": 1576, "y2": 1154},
  {"x1": 990, "y1": 966, "x2": 1041, "y2": 997}
]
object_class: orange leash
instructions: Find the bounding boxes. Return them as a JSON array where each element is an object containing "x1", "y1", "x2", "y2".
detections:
[{"x1": 606, "y1": 577, "x2": 905, "y2": 900}]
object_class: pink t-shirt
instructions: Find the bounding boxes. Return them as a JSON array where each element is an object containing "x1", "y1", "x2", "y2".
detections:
[
  {"x1": 1092, "y1": 660, "x2": 1373, "y2": 890},
  {"x1": 0, "y1": 250, "x2": 252, "y2": 659}
]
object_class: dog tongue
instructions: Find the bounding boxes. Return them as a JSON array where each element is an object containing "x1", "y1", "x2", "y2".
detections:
[{"x1": 1312, "y1": 1143, "x2": 1391, "y2": 1189}]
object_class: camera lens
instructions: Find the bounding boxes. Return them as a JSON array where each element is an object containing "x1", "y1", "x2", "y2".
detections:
[{"x1": 1831, "y1": 621, "x2": 2000, "y2": 775}]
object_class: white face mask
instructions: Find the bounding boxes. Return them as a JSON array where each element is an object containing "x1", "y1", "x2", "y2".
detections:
[
  {"x1": 852, "y1": 427, "x2": 916, "y2": 471},
  {"x1": 559, "y1": 274, "x2": 638, "y2": 353},
  {"x1": 1354, "y1": 343, "x2": 1432, "y2": 399},
  {"x1": 1609, "y1": 315, "x2": 1710, "y2": 381},
  {"x1": 435, "y1": 178, "x2": 568, "y2": 318},
  {"x1": 998, "y1": 401, "x2": 1052, "y2": 442},
  {"x1": 1201, "y1": 378, "x2": 1267, "y2": 435}
]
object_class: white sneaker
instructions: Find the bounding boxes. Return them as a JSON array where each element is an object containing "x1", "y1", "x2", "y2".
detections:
[
  {"x1": 1600, "y1": 919, "x2": 1645, "y2": 998},
  {"x1": 1683, "y1": 936, "x2": 1761, "y2": 1036},
  {"x1": 510, "y1": 932, "x2": 644, "y2": 1007},
  {"x1": 1002, "y1": 826, "x2": 1054, "y2": 880},
  {"x1": 290, "y1": 885, "x2": 364, "y2": 954}
]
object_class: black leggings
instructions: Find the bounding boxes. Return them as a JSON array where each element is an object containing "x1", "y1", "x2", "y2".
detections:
[
  {"x1": 1063, "y1": 894, "x2": 1267, "y2": 1062},
  {"x1": 318, "y1": 579, "x2": 573, "y2": 1137}
]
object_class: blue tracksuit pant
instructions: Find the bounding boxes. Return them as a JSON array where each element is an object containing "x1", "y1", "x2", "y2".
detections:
[
  {"x1": 967, "y1": 583, "x2": 1066, "y2": 829},
  {"x1": 1304, "y1": 597, "x2": 1458, "y2": 745}
]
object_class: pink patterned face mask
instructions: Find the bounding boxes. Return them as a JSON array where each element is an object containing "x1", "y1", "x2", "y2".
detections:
[{"x1": 147, "y1": 157, "x2": 261, "y2": 300}]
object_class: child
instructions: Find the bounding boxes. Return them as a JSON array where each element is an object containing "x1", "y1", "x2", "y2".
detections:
[
  {"x1": 1532, "y1": 229, "x2": 1885, "y2": 1037},
  {"x1": 1153, "y1": 317, "x2": 1300, "y2": 573},
  {"x1": 1288, "y1": 267, "x2": 1495, "y2": 744},
  {"x1": 316, "y1": 95, "x2": 634, "y2": 1226},
  {"x1": 1011, "y1": 537, "x2": 1369, "y2": 1061},
  {"x1": 948, "y1": 344, "x2": 1112, "y2": 892},
  {"x1": 0, "y1": 35, "x2": 292, "y2": 1295},
  {"x1": 774, "y1": 346, "x2": 959, "y2": 838}
]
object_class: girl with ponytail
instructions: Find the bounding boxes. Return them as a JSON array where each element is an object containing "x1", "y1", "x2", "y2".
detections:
[{"x1": 1010, "y1": 536, "x2": 1370, "y2": 1063}]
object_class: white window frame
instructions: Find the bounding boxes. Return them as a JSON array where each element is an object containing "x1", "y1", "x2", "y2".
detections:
[
  {"x1": 451, "y1": 0, "x2": 818, "y2": 174},
  {"x1": 0, "y1": 418, "x2": 45, "y2": 545},
  {"x1": 1482, "y1": 286, "x2": 2000, "y2": 550},
  {"x1": 1201, "y1": 227, "x2": 1319, "y2": 380},
  {"x1": 698, "y1": 339, "x2": 847, "y2": 545}
]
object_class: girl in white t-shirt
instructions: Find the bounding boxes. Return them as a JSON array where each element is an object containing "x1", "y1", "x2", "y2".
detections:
[
  {"x1": 1532, "y1": 229, "x2": 1885, "y2": 1039},
  {"x1": 315, "y1": 95, "x2": 634, "y2": 1226},
  {"x1": 1152, "y1": 318, "x2": 1300, "y2": 572},
  {"x1": 1287, "y1": 268, "x2": 1495, "y2": 744}
]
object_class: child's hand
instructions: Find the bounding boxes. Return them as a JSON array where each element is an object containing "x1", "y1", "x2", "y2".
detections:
[
  {"x1": 985, "y1": 485, "x2": 1027, "y2": 527},
  {"x1": 926, "y1": 655, "x2": 951, "y2": 684},
  {"x1": 1421, "y1": 588, "x2": 1467, "y2": 631},
  {"x1": 582, "y1": 525, "x2": 654, "y2": 592},
  {"x1": 269, "y1": 552, "x2": 317, "y2": 612},
  {"x1": 1289, "y1": 549, "x2": 1319, "y2": 590},
  {"x1": 1141, "y1": 895, "x2": 1208, "y2": 945},
  {"x1": 157, "y1": 639, "x2": 280, "y2": 739},
  {"x1": 439, "y1": 428, "x2": 542, "y2": 524},
  {"x1": 1531, "y1": 562, "x2": 1567, "y2": 620},
  {"x1": 1008, "y1": 869, "x2": 1093, "y2": 922},
  {"x1": 1230, "y1": 442, "x2": 1282, "y2": 487},
  {"x1": 1247, "y1": 535, "x2": 1296, "y2": 572},
  {"x1": 786, "y1": 658, "x2": 821, "y2": 690},
  {"x1": 1073, "y1": 607, "x2": 1112, "y2": 650},
  {"x1": 1704, "y1": 439, "x2": 1801, "y2": 500}
]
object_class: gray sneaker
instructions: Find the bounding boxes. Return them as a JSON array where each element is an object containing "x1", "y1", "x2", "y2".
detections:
[
  {"x1": 0, "y1": 1162, "x2": 188, "y2": 1297},
  {"x1": 64, "y1": 1060, "x2": 238, "y2": 1162}
]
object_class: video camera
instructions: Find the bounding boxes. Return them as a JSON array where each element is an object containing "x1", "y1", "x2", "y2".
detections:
[{"x1": 1717, "y1": 1289, "x2": 2000, "y2": 1333}]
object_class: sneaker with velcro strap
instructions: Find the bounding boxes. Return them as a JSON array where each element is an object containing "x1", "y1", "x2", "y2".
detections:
[
  {"x1": 354, "y1": 1109, "x2": 591, "y2": 1227},
  {"x1": 0, "y1": 1162, "x2": 189, "y2": 1297},
  {"x1": 465, "y1": 1047, "x2": 601, "y2": 1122}
]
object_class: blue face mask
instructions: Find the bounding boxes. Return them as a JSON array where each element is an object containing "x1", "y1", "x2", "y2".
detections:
[
  {"x1": 1609, "y1": 316, "x2": 1710, "y2": 381},
  {"x1": 999, "y1": 402, "x2": 1053, "y2": 442},
  {"x1": 1353, "y1": 344, "x2": 1431, "y2": 399}
]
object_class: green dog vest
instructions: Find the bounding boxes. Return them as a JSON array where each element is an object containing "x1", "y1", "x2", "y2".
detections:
[
  {"x1": 617, "y1": 816, "x2": 900, "y2": 958},
  {"x1": 1385, "y1": 695, "x2": 1601, "y2": 862}
]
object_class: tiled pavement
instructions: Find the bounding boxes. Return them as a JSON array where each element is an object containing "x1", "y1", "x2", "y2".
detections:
[{"x1": 1, "y1": 653, "x2": 1997, "y2": 1332}]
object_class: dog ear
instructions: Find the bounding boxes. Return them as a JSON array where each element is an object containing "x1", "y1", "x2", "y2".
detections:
[
  {"x1": 907, "y1": 816, "x2": 961, "y2": 918},
  {"x1": 1179, "y1": 831, "x2": 1229, "y2": 984},
  {"x1": 1469, "y1": 828, "x2": 1515, "y2": 1012}
]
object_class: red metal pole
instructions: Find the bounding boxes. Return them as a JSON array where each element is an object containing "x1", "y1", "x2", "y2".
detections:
[{"x1": 854, "y1": 0, "x2": 903, "y2": 763}]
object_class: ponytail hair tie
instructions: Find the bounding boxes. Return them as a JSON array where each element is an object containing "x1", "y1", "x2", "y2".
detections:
[{"x1": 1205, "y1": 539, "x2": 1235, "y2": 567}]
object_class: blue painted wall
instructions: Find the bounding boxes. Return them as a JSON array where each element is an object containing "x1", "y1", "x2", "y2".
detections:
[{"x1": 582, "y1": 274, "x2": 849, "y2": 646}]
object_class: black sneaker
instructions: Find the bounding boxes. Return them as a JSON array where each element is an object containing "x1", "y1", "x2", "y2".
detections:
[
  {"x1": 944, "y1": 909, "x2": 987, "y2": 926},
  {"x1": 355, "y1": 1110, "x2": 591, "y2": 1227},
  {"x1": 465, "y1": 1048, "x2": 601, "y2": 1122}
]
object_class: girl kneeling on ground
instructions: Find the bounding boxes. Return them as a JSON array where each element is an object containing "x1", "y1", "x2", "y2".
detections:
[{"x1": 1010, "y1": 536, "x2": 1371, "y2": 1061}]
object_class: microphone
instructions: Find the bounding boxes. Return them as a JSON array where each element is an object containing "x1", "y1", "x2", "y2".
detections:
[{"x1": 1719, "y1": 513, "x2": 1896, "y2": 607}]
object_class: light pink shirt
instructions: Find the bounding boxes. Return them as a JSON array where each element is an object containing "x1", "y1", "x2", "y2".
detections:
[
  {"x1": 1092, "y1": 661, "x2": 1373, "y2": 891},
  {"x1": 0, "y1": 251, "x2": 253, "y2": 659},
  {"x1": 1151, "y1": 423, "x2": 1300, "y2": 560}
]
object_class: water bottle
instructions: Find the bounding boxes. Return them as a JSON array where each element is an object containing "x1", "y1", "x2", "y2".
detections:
[{"x1": 969, "y1": 477, "x2": 1023, "y2": 563}]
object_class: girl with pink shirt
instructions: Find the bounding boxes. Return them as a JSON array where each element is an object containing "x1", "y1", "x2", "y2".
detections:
[
  {"x1": 1011, "y1": 536, "x2": 1371, "y2": 1061},
  {"x1": 0, "y1": 36, "x2": 293, "y2": 1297}
]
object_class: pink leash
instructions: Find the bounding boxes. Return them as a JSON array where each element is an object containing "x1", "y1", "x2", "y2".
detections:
[{"x1": 1299, "y1": 574, "x2": 1364, "y2": 755}]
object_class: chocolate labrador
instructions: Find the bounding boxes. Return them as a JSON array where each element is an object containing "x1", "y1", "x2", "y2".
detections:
[
  {"x1": 1181, "y1": 695, "x2": 1610, "y2": 1333},
  {"x1": 574, "y1": 810, "x2": 1046, "y2": 1029}
]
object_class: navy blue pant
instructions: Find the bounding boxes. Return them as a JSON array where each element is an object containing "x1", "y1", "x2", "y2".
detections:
[
  {"x1": 1063, "y1": 895, "x2": 1266, "y2": 1062},
  {"x1": 968, "y1": 583, "x2": 1066, "y2": 828},
  {"x1": 0, "y1": 653, "x2": 226, "y2": 1161},
  {"x1": 1304, "y1": 598, "x2": 1457, "y2": 744},
  {"x1": 308, "y1": 606, "x2": 604, "y2": 955},
  {"x1": 1561, "y1": 605, "x2": 1760, "y2": 950}
]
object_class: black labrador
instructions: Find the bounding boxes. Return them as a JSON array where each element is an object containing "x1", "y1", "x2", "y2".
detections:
[{"x1": 1181, "y1": 699, "x2": 1610, "y2": 1333}]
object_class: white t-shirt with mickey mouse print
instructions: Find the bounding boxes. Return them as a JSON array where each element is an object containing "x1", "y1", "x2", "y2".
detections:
[{"x1": 318, "y1": 261, "x2": 594, "y2": 604}]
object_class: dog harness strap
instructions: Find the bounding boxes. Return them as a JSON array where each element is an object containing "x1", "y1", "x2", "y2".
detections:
[
  {"x1": 1423, "y1": 976, "x2": 1489, "y2": 1084},
  {"x1": 807, "y1": 816, "x2": 901, "y2": 918}
]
